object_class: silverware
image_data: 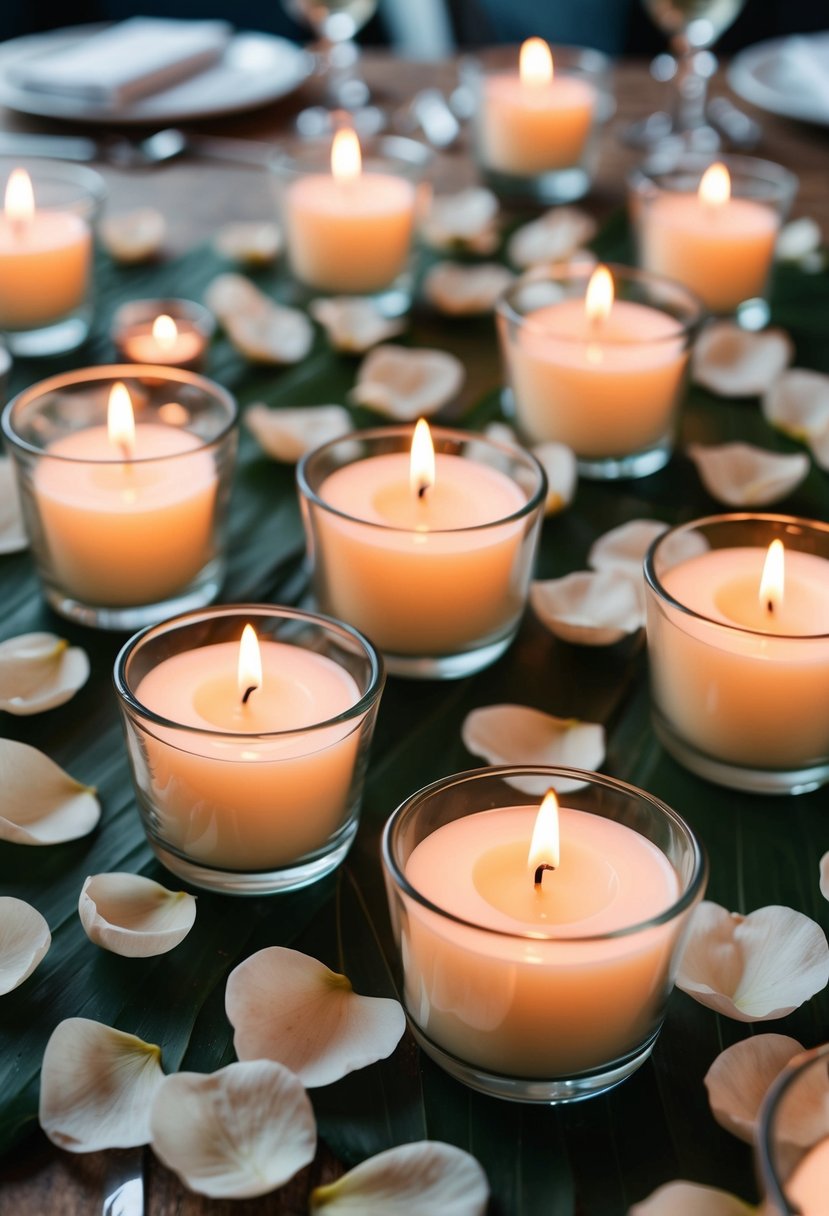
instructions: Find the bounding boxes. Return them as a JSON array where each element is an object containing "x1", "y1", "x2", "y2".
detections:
[
  {"x1": 0, "y1": 127, "x2": 275, "y2": 168},
  {"x1": 102, "y1": 1147, "x2": 145, "y2": 1216}
]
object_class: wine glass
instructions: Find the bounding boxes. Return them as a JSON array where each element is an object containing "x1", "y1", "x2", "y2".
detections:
[
  {"x1": 282, "y1": 0, "x2": 383, "y2": 136},
  {"x1": 626, "y1": 0, "x2": 748, "y2": 151}
]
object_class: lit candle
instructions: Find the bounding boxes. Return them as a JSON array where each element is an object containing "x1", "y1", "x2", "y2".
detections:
[
  {"x1": 647, "y1": 526, "x2": 829, "y2": 776},
  {"x1": 302, "y1": 422, "x2": 541, "y2": 662},
  {"x1": 0, "y1": 168, "x2": 92, "y2": 330},
  {"x1": 400, "y1": 789, "x2": 683, "y2": 1078},
  {"x1": 119, "y1": 313, "x2": 207, "y2": 368},
  {"x1": 478, "y1": 38, "x2": 597, "y2": 176},
  {"x1": 32, "y1": 381, "x2": 218, "y2": 608},
  {"x1": 131, "y1": 621, "x2": 367, "y2": 871},
  {"x1": 282, "y1": 128, "x2": 418, "y2": 294},
  {"x1": 498, "y1": 264, "x2": 694, "y2": 466},
  {"x1": 637, "y1": 162, "x2": 781, "y2": 313}
]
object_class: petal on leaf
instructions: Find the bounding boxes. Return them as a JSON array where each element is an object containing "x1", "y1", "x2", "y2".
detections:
[
  {"x1": 820, "y1": 852, "x2": 829, "y2": 902},
  {"x1": 213, "y1": 221, "x2": 282, "y2": 266},
  {"x1": 349, "y1": 345, "x2": 464, "y2": 419},
  {"x1": 225, "y1": 303, "x2": 314, "y2": 365},
  {"x1": 0, "y1": 896, "x2": 50, "y2": 995},
  {"x1": 588, "y1": 519, "x2": 669, "y2": 578},
  {"x1": 0, "y1": 738, "x2": 99, "y2": 845},
  {"x1": 762, "y1": 369, "x2": 829, "y2": 442},
  {"x1": 100, "y1": 209, "x2": 165, "y2": 264},
  {"x1": 0, "y1": 457, "x2": 27, "y2": 555},
  {"x1": 423, "y1": 262, "x2": 515, "y2": 316},
  {"x1": 687, "y1": 442, "x2": 810, "y2": 507},
  {"x1": 311, "y1": 1141, "x2": 489, "y2": 1215},
  {"x1": 419, "y1": 188, "x2": 500, "y2": 254},
  {"x1": 507, "y1": 207, "x2": 597, "y2": 269},
  {"x1": 704, "y1": 1033, "x2": 804, "y2": 1143},
  {"x1": 79, "y1": 873, "x2": 196, "y2": 958},
  {"x1": 310, "y1": 297, "x2": 406, "y2": 352},
  {"x1": 531, "y1": 570, "x2": 645, "y2": 646},
  {"x1": 629, "y1": 1181, "x2": 757, "y2": 1216},
  {"x1": 0, "y1": 632, "x2": 90, "y2": 715},
  {"x1": 692, "y1": 323, "x2": 793, "y2": 397},
  {"x1": 461, "y1": 704, "x2": 605, "y2": 793},
  {"x1": 246, "y1": 403, "x2": 353, "y2": 463},
  {"x1": 533, "y1": 441, "x2": 577, "y2": 515}
]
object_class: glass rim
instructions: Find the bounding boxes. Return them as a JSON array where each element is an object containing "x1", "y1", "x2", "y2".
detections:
[
  {"x1": 1, "y1": 364, "x2": 239, "y2": 464},
  {"x1": 496, "y1": 261, "x2": 705, "y2": 344},
  {"x1": 270, "y1": 132, "x2": 433, "y2": 180},
  {"x1": 644, "y1": 511, "x2": 829, "y2": 641},
  {"x1": 113, "y1": 603, "x2": 385, "y2": 741},
  {"x1": 0, "y1": 155, "x2": 107, "y2": 206},
  {"x1": 628, "y1": 151, "x2": 798, "y2": 201},
  {"x1": 756, "y1": 1042, "x2": 829, "y2": 1215},
  {"x1": 381, "y1": 765, "x2": 707, "y2": 944},
  {"x1": 297, "y1": 424, "x2": 548, "y2": 535}
]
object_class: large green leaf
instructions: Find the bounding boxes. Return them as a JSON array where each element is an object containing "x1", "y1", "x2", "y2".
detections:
[{"x1": 0, "y1": 226, "x2": 827, "y2": 1216}]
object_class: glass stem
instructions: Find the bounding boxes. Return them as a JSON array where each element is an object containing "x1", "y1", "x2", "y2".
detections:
[{"x1": 670, "y1": 35, "x2": 709, "y2": 133}]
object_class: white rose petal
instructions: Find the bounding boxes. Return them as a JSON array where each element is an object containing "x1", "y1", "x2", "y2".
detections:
[
  {"x1": 630, "y1": 1181, "x2": 757, "y2": 1216},
  {"x1": 310, "y1": 297, "x2": 406, "y2": 352},
  {"x1": 100, "y1": 209, "x2": 165, "y2": 264},
  {"x1": 687, "y1": 442, "x2": 810, "y2": 507},
  {"x1": 531, "y1": 570, "x2": 645, "y2": 646},
  {"x1": 507, "y1": 207, "x2": 597, "y2": 270},
  {"x1": 349, "y1": 345, "x2": 464, "y2": 420},
  {"x1": 311, "y1": 1141, "x2": 489, "y2": 1215},
  {"x1": 246, "y1": 403, "x2": 353, "y2": 463},
  {"x1": 692, "y1": 322, "x2": 793, "y2": 397},
  {"x1": 79, "y1": 873, "x2": 196, "y2": 958},
  {"x1": 0, "y1": 738, "x2": 99, "y2": 845},
  {"x1": 0, "y1": 897, "x2": 50, "y2": 994},
  {"x1": 0, "y1": 632, "x2": 89, "y2": 715},
  {"x1": 704, "y1": 1034, "x2": 804, "y2": 1143},
  {"x1": 461, "y1": 704, "x2": 605, "y2": 794},
  {"x1": 0, "y1": 458, "x2": 27, "y2": 555}
]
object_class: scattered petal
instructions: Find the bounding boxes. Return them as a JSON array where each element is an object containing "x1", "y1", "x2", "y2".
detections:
[
  {"x1": 0, "y1": 632, "x2": 89, "y2": 716},
  {"x1": 0, "y1": 738, "x2": 99, "y2": 845},
  {"x1": 776, "y1": 217, "x2": 822, "y2": 263},
  {"x1": 349, "y1": 345, "x2": 465, "y2": 419},
  {"x1": 419, "y1": 188, "x2": 500, "y2": 254},
  {"x1": 79, "y1": 873, "x2": 196, "y2": 958},
  {"x1": 676, "y1": 901, "x2": 829, "y2": 1022},
  {"x1": 100, "y1": 208, "x2": 166, "y2": 265},
  {"x1": 809, "y1": 422, "x2": 829, "y2": 472},
  {"x1": 484, "y1": 421, "x2": 518, "y2": 446},
  {"x1": 588, "y1": 519, "x2": 668, "y2": 579},
  {"x1": 461, "y1": 704, "x2": 605, "y2": 794},
  {"x1": 310, "y1": 297, "x2": 406, "y2": 353},
  {"x1": 704, "y1": 1034, "x2": 804, "y2": 1143},
  {"x1": 226, "y1": 947, "x2": 406, "y2": 1088},
  {"x1": 204, "y1": 272, "x2": 271, "y2": 322},
  {"x1": 518, "y1": 249, "x2": 599, "y2": 282},
  {"x1": 821, "y1": 852, "x2": 829, "y2": 902},
  {"x1": 630, "y1": 1181, "x2": 756, "y2": 1216},
  {"x1": 225, "y1": 303, "x2": 314, "y2": 365},
  {"x1": 687, "y1": 442, "x2": 810, "y2": 507},
  {"x1": 531, "y1": 570, "x2": 645, "y2": 646},
  {"x1": 0, "y1": 897, "x2": 50, "y2": 995},
  {"x1": 507, "y1": 207, "x2": 597, "y2": 270},
  {"x1": 40, "y1": 1018, "x2": 164, "y2": 1151},
  {"x1": 533, "y1": 441, "x2": 577, "y2": 515},
  {"x1": 692, "y1": 322, "x2": 793, "y2": 397},
  {"x1": 0, "y1": 457, "x2": 27, "y2": 554},
  {"x1": 311, "y1": 1141, "x2": 489, "y2": 1215},
  {"x1": 213, "y1": 221, "x2": 282, "y2": 266},
  {"x1": 150, "y1": 1060, "x2": 316, "y2": 1199},
  {"x1": 246, "y1": 403, "x2": 353, "y2": 462},
  {"x1": 423, "y1": 262, "x2": 515, "y2": 316}
]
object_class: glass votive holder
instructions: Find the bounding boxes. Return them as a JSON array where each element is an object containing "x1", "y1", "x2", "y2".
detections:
[
  {"x1": 757, "y1": 1043, "x2": 829, "y2": 1216},
  {"x1": 271, "y1": 132, "x2": 432, "y2": 316},
  {"x1": 112, "y1": 298, "x2": 215, "y2": 371},
  {"x1": 459, "y1": 43, "x2": 613, "y2": 205},
  {"x1": 381, "y1": 765, "x2": 706, "y2": 1104},
  {"x1": 114, "y1": 605, "x2": 384, "y2": 895},
  {"x1": 297, "y1": 425, "x2": 547, "y2": 680},
  {"x1": 1, "y1": 365, "x2": 238, "y2": 631},
  {"x1": 629, "y1": 153, "x2": 798, "y2": 329},
  {"x1": 0, "y1": 158, "x2": 106, "y2": 358},
  {"x1": 644, "y1": 513, "x2": 829, "y2": 795},
  {"x1": 496, "y1": 263, "x2": 704, "y2": 480}
]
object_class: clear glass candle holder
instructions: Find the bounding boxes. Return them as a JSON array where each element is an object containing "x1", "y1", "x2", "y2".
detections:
[
  {"x1": 645, "y1": 513, "x2": 829, "y2": 795},
  {"x1": 115, "y1": 605, "x2": 384, "y2": 895},
  {"x1": 2, "y1": 365, "x2": 238, "y2": 631},
  {"x1": 297, "y1": 426, "x2": 547, "y2": 680},
  {"x1": 382, "y1": 766, "x2": 706, "y2": 1104},
  {"x1": 757, "y1": 1043, "x2": 829, "y2": 1216},
  {"x1": 271, "y1": 134, "x2": 432, "y2": 316},
  {"x1": 629, "y1": 153, "x2": 798, "y2": 329},
  {"x1": 112, "y1": 298, "x2": 215, "y2": 371},
  {"x1": 460, "y1": 44, "x2": 613, "y2": 205},
  {"x1": 496, "y1": 263, "x2": 704, "y2": 480},
  {"x1": 0, "y1": 158, "x2": 106, "y2": 357}
]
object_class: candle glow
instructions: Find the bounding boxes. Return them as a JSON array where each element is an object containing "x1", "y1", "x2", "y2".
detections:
[
  {"x1": 585, "y1": 265, "x2": 614, "y2": 324},
  {"x1": 5, "y1": 168, "x2": 34, "y2": 225},
  {"x1": 237, "y1": 624, "x2": 263, "y2": 705},
  {"x1": 760, "y1": 538, "x2": 785, "y2": 615},
  {"x1": 698, "y1": 163, "x2": 731, "y2": 210},
  {"x1": 107, "y1": 382, "x2": 136, "y2": 460},
  {"x1": 152, "y1": 314, "x2": 178, "y2": 352},
  {"x1": 331, "y1": 128, "x2": 362, "y2": 183},
  {"x1": 519, "y1": 37, "x2": 554, "y2": 87},
  {"x1": 409, "y1": 418, "x2": 436, "y2": 501},
  {"x1": 529, "y1": 789, "x2": 561, "y2": 883}
]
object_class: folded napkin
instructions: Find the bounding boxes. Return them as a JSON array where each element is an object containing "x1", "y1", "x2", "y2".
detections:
[
  {"x1": 776, "y1": 33, "x2": 829, "y2": 112},
  {"x1": 11, "y1": 17, "x2": 232, "y2": 108}
]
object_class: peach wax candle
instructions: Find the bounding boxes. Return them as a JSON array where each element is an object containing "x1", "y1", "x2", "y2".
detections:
[
  {"x1": 113, "y1": 298, "x2": 215, "y2": 370},
  {"x1": 298, "y1": 423, "x2": 546, "y2": 678},
  {"x1": 382, "y1": 768, "x2": 706, "y2": 1102},
  {"x1": 645, "y1": 514, "x2": 829, "y2": 794},
  {"x1": 497, "y1": 264, "x2": 702, "y2": 479},
  {"x1": 115, "y1": 606, "x2": 384, "y2": 893}
]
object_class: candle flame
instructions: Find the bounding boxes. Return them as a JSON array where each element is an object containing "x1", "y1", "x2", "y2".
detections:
[
  {"x1": 528, "y1": 789, "x2": 560, "y2": 878},
  {"x1": 759, "y1": 539, "x2": 785, "y2": 616},
  {"x1": 585, "y1": 265, "x2": 614, "y2": 324},
  {"x1": 238, "y1": 624, "x2": 263, "y2": 705},
  {"x1": 5, "y1": 168, "x2": 34, "y2": 223},
  {"x1": 152, "y1": 314, "x2": 178, "y2": 352},
  {"x1": 699, "y1": 163, "x2": 731, "y2": 209},
  {"x1": 331, "y1": 128, "x2": 362, "y2": 182},
  {"x1": 409, "y1": 417, "x2": 436, "y2": 500},
  {"x1": 519, "y1": 37, "x2": 553, "y2": 87},
  {"x1": 107, "y1": 382, "x2": 136, "y2": 460}
]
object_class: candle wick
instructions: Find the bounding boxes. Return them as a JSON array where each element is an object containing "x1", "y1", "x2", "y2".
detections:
[
  {"x1": 534, "y1": 863, "x2": 555, "y2": 888},
  {"x1": 417, "y1": 482, "x2": 429, "y2": 501},
  {"x1": 241, "y1": 684, "x2": 258, "y2": 705},
  {"x1": 767, "y1": 599, "x2": 774, "y2": 614}
]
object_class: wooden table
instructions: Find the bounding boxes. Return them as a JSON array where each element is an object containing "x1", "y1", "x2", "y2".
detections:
[{"x1": 1, "y1": 52, "x2": 828, "y2": 1216}]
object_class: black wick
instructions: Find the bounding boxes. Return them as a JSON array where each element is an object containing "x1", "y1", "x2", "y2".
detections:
[
  {"x1": 767, "y1": 599, "x2": 774, "y2": 614},
  {"x1": 417, "y1": 482, "x2": 429, "y2": 500},
  {"x1": 241, "y1": 685, "x2": 257, "y2": 705},
  {"x1": 534, "y1": 863, "x2": 556, "y2": 887}
]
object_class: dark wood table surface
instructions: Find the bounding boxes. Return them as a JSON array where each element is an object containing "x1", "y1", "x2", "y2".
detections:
[{"x1": 0, "y1": 49, "x2": 827, "y2": 1216}]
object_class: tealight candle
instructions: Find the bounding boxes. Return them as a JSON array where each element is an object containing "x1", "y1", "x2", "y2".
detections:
[
  {"x1": 115, "y1": 606, "x2": 384, "y2": 893},
  {"x1": 2, "y1": 366, "x2": 238, "y2": 630},
  {"x1": 497, "y1": 264, "x2": 702, "y2": 479},
  {"x1": 631, "y1": 155, "x2": 797, "y2": 318},
  {"x1": 298, "y1": 423, "x2": 546, "y2": 678},
  {"x1": 645, "y1": 514, "x2": 829, "y2": 794},
  {"x1": 383, "y1": 768, "x2": 706, "y2": 1103},
  {"x1": 112, "y1": 298, "x2": 215, "y2": 370},
  {"x1": 0, "y1": 161, "x2": 105, "y2": 356}
]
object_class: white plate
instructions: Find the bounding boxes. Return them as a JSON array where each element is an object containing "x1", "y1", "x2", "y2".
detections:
[
  {"x1": 0, "y1": 25, "x2": 313, "y2": 125},
  {"x1": 728, "y1": 33, "x2": 829, "y2": 128}
]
